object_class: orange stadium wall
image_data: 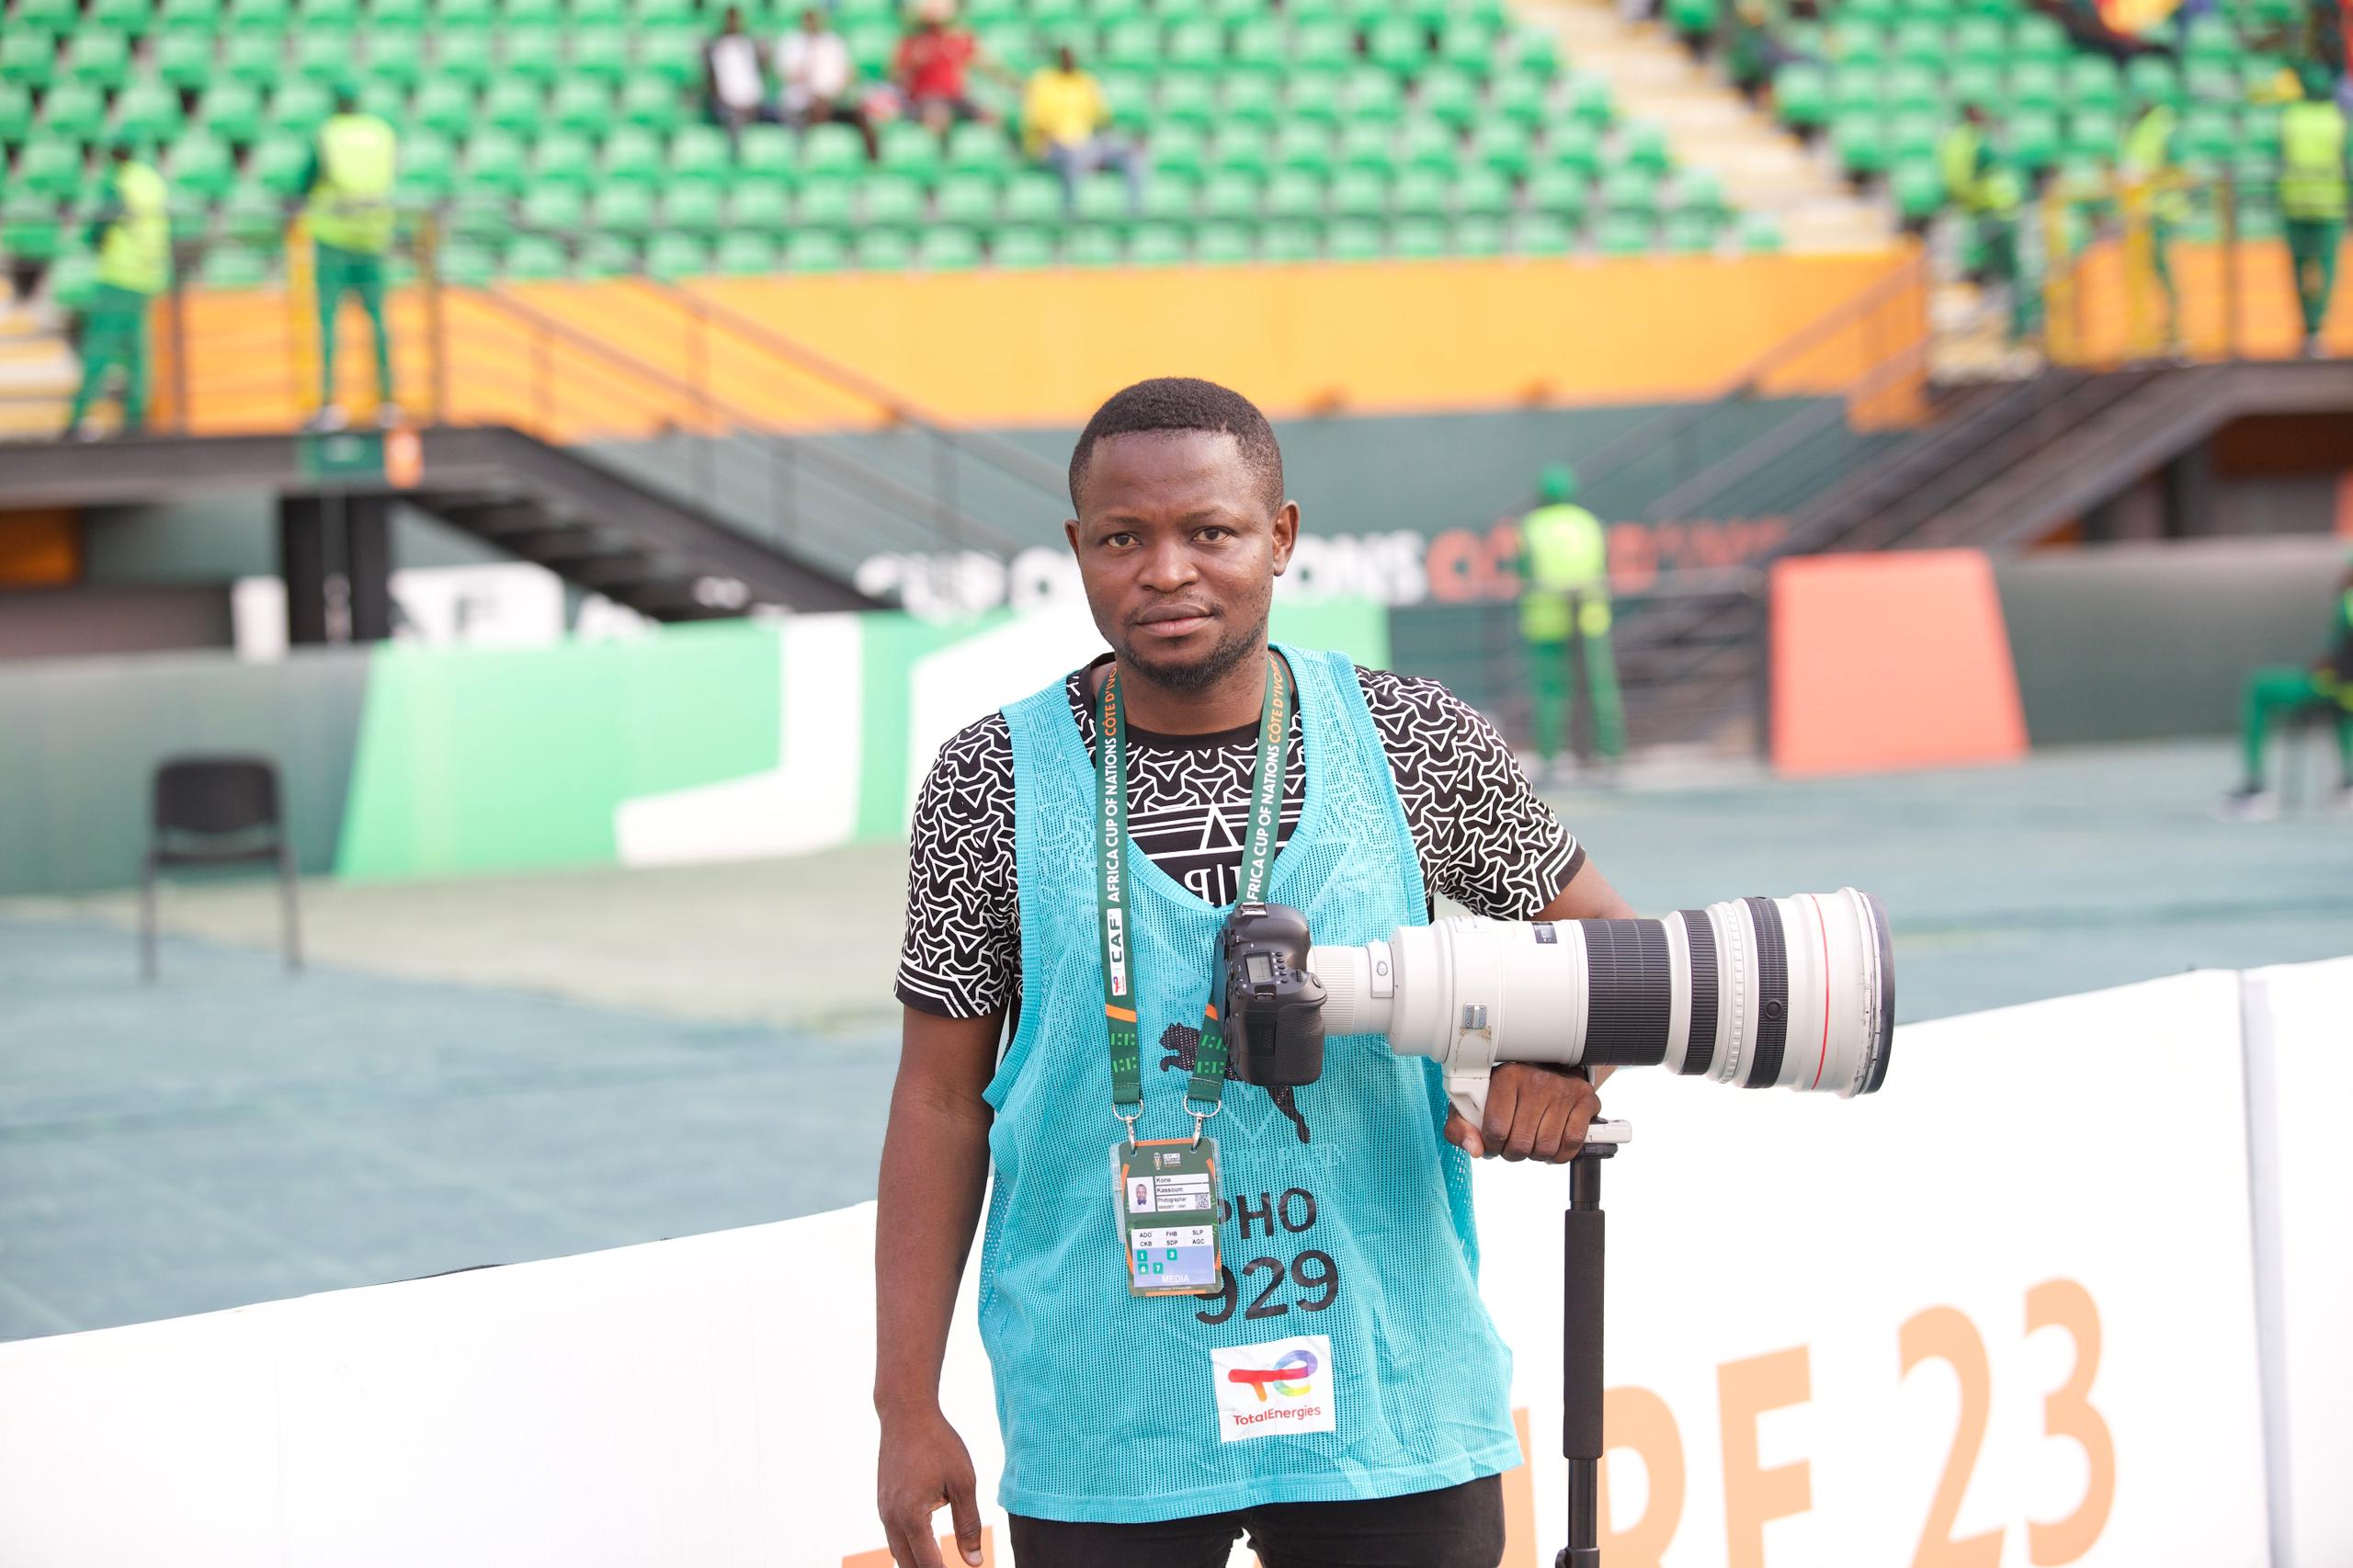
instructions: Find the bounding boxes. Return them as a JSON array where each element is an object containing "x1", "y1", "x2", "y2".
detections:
[{"x1": 151, "y1": 249, "x2": 1923, "y2": 438}]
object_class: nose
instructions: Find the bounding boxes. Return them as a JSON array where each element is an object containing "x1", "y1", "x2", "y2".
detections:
[{"x1": 1136, "y1": 533, "x2": 1199, "y2": 593}]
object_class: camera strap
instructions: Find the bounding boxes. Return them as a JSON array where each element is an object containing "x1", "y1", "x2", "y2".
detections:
[{"x1": 1096, "y1": 652, "x2": 1290, "y2": 1143}]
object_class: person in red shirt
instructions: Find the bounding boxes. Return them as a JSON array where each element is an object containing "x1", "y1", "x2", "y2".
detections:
[{"x1": 892, "y1": 0, "x2": 1011, "y2": 131}]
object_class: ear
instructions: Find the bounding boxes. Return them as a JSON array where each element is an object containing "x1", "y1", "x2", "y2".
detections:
[
  {"x1": 1063, "y1": 517, "x2": 1082, "y2": 556},
  {"x1": 1269, "y1": 500, "x2": 1301, "y2": 576}
]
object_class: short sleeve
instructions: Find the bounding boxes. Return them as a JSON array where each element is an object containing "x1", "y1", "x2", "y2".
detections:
[
  {"x1": 1359, "y1": 668, "x2": 1584, "y2": 920},
  {"x1": 894, "y1": 714, "x2": 1021, "y2": 1019}
]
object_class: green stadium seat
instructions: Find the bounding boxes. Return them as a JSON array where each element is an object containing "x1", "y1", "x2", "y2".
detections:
[
  {"x1": 2006, "y1": 59, "x2": 2061, "y2": 117},
  {"x1": 668, "y1": 124, "x2": 731, "y2": 184},
  {"x1": 532, "y1": 131, "x2": 597, "y2": 188},
  {"x1": 1826, "y1": 20, "x2": 1884, "y2": 67},
  {"x1": 1489, "y1": 72, "x2": 1546, "y2": 131},
  {"x1": 619, "y1": 74, "x2": 686, "y2": 132},
  {"x1": 570, "y1": 25, "x2": 628, "y2": 84},
  {"x1": 503, "y1": 25, "x2": 562, "y2": 85},
  {"x1": 220, "y1": 30, "x2": 285, "y2": 86},
  {"x1": 1454, "y1": 164, "x2": 1511, "y2": 217},
  {"x1": 503, "y1": 233, "x2": 569, "y2": 278},
  {"x1": 1666, "y1": 0, "x2": 1716, "y2": 39},
  {"x1": 1366, "y1": 17, "x2": 1427, "y2": 75},
  {"x1": 764, "y1": 230, "x2": 832, "y2": 272},
  {"x1": 63, "y1": 28, "x2": 133, "y2": 90},
  {"x1": 1775, "y1": 61, "x2": 1829, "y2": 131},
  {"x1": 301, "y1": 0, "x2": 363, "y2": 29},
  {"x1": 1227, "y1": 17, "x2": 1284, "y2": 75},
  {"x1": 1258, "y1": 167, "x2": 1322, "y2": 222},
  {"x1": 1064, "y1": 173, "x2": 1131, "y2": 228},
  {"x1": 1526, "y1": 165, "x2": 1587, "y2": 219},
  {"x1": 1564, "y1": 74, "x2": 1614, "y2": 130},
  {"x1": 1083, "y1": 0, "x2": 1146, "y2": 25},
  {"x1": 1437, "y1": 20, "x2": 1499, "y2": 80},
  {"x1": 1198, "y1": 169, "x2": 1260, "y2": 222},
  {"x1": 1398, "y1": 117, "x2": 1458, "y2": 175},
  {"x1": 152, "y1": 0, "x2": 219, "y2": 26},
  {"x1": 1337, "y1": 120, "x2": 1395, "y2": 176},
  {"x1": 1195, "y1": 220, "x2": 1254, "y2": 264},
  {"x1": 1163, "y1": 18, "x2": 1222, "y2": 73},
  {"x1": 1596, "y1": 210, "x2": 1652, "y2": 255},
  {"x1": 436, "y1": 239, "x2": 495, "y2": 285},
  {"x1": 1620, "y1": 120, "x2": 1672, "y2": 176},
  {"x1": 394, "y1": 128, "x2": 455, "y2": 199},
  {"x1": 589, "y1": 180, "x2": 654, "y2": 233},
  {"x1": 662, "y1": 181, "x2": 723, "y2": 234},
  {"x1": 1415, "y1": 64, "x2": 1479, "y2": 131},
  {"x1": 228, "y1": 0, "x2": 292, "y2": 29},
  {"x1": 1661, "y1": 208, "x2": 1717, "y2": 253},
  {"x1": 1339, "y1": 67, "x2": 1404, "y2": 125},
  {"x1": 220, "y1": 177, "x2": 283, "y2": 242},
  {"x1": 1065, "y1": 224, "x2": 1122, "y2": 266},
  {"x1": 1219, "y1": 73, "x2": 1281, "y2": 131},
  {"x1": 794, "y1": 177, "x2": 853, "y2": 230},
  {"x1": 1147, "y1": 73, "x2": 1211, "y2": 131},
  {"x1": 1830, "y1": 109, "x2": 1886, "y2": 176},
  {"x1": 633, "y1": 0, "x2": 695, "y2": 24},
  {"x1": 1324, "y1": 165, "x2": 1386, "y2": 219},
  {"x1": 2181, "y1": 13, "x2": 2236, "y2": 66},
  {"x1": 1127, "y1": 222, "x2": 1187, "y2": 265},
  {"x1": 2063, "y1": 108, "x2": 2120, "y2": 162},
  {"x1": 248, "y1": 129, "x2": 312, "y2": 194},
  {"x1": 268, "y1": 79, "x2": 334, "y2": 137},
  {"x1": 200, "y1": 244, "x2": 276, "y2": 287},
  {"x1": 1470, "y1": 118, "x2": 1533, "y2": 177},
  {"x1": 460, "y1": 128, "x2": 528, "y2": 194},
  {"x1": 1389, "y1": 165, "x2": 1447, "y2": 217},
  {"x1": 1885, "y1": 64, "x2": 1939, "y2": 118},
  {"x1": 2124, "y1": 53, "x2": 2179, "y2": 110},
  {"x1": 1599, "y1": 166, "x2": 1657, "y2": 220},
  {"x1": 2184, "y1": 57, "x2": 2238, "y2": 105},
  {"x1": 437, "y1": 0, "x2": 493, "y2": 23},
  {"x1": 505, "y1": 0, "x2": 561, "y2": 25},
  {"x1": 0, "y1": 81, "x2": 31, "y2": 144},
  {"x1": 1290, "y1": 18, "x2": 1352, "y2": 74},
  {"x1": 1546, "y1": 119, "x2": 1601, "y2": 179},
  {"x1": 1097, "y1": 17, "x2": 1157, "y2": 71},
  {"x1": 364, "y1": 28, "x2": 426, "y2": 85},
  {"x1": 999, "y1": 169, "x2": 1065, "y2": 225},
  {"x1": 1272, "y1": 121, "x2": 1334, "y2": 178},
  {"x1": 410, "y1": 78, "x2": 472, "y2": 138},
  {"x1": 354, "y1": 77, "x2": 405, "y2": 123},
  {"x1": 518, "y1": 181, "x2": 585, "y2": 232},
  {"x1": 878, "y1": 120, "x2": 945, "y2": 187},
  {"x1": 1255, "y1": 219, "x2": 1313, "y2": 262},
  {"x1": 2240, "y1": 103, "x2": 2282, "y2": 163},
  {"x1": 717, "y1": 177, "x2": 787, "y2": 235},
  {"x1": 1889, "y1": 18, "x2": 1943, "y2": 71},
  {"x1": 1889, "y1": 153, "x2": 1942, "y2": 221},
  {"x1": 574, "y1": 233, "x2": 638, "y2": 277},
  {"x1": 1507, "y1": 26, "x2": 1560, "y2": 80},
  {"x1": 40, "y1": 81, "x2": 108, "y2": 141},
  {"x1": 929, "y1": 170, "x2": 994, "y2": 227},
  {"x1": 569, "y1": 0, "x2": 626, "y2": 22},
  {"x1": 13, "y1": 0, "x2": 79, "y2": 28},
  {"x1": 0, "y1": 192, "x2": 64, "y2": 264},
  {"x1": 854, "y1": 229, "x2": 915, "y2": 270},
  {"x1": 13, "y1": 137, "x2": 83, "y2": 200},
  {"x1": 443, "y1": 186, "x2": 509, "y2": 242},
  {"x1": 549, "y1": 77, "x2": 612, "y2": 135},
  {"x1": 481, "y1": 77, "x2": 541, "y2": 135},
  {"x1": 154, "y1": 31, "x2": 213, "y2": 92},
  {"x1": 908, "y1": 223, "x2": 977, "y2": 269},
  {"x1": 2179, "y1": 104, "x2": 2234, "y2": 165},
  {"x1": 2006, "y1": 106, "x2": 2059, "y2": 173},
  {"x1": 644, "y1": 231, "x2": 708, "y2": 278},
  {"x1": 1949, "y1": 61, "x2": 2002, "y2": 114},
  {"x1": 801, "y1": 121, "x2": 866, "y2": 181},
  {"x1": 858, "y1": 171, "x2": 922, "y2": 227},
  {"x1": 369, "y1": 0, "x2": 428, "y2": 25},
  {"x1": 2064, "y1": 55, "x2": 2122, "y2": 116},
  {"x1": 1318, "y1": 216, "x2": 1376, "y2": 260},
  {"x1": 113, "y1": 81, "x2": 186, "y2": 145},
  {"x1": 1453, "y1": 212, "x2": 1505, "y2": 256},
  {"x1": 1949, "y1": 16, "x2": 2004, "y2": 71},
  {"x1": 1829, "y1": 63, "x2": 1881, "y2": 116},
  {"x1": 431, "y1": 26, "x2": 494, "y2": 86},
  {"x1": 946, "y1": 120, "x2": 1014, "y2": 181},
  {"x1": 1203, "y1": 126, "x2": 1266, "y2": 180},
  {"x1": 990, "y1": 225, "x2": 1054, "y2": 267},
  {"x1": 2009, "y1": 13, "x2": 2066, "y2": 65},
  {"x1": 1512, "y1": 211, "x2": 1573, "y2": 256}
]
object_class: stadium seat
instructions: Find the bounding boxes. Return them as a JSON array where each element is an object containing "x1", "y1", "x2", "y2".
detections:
[
  {"x1": 575, "y1": 233, "x2": 640, "y2": 277},
  {"x1": 917, "y1": 224, "x2": 983, "y2": 269},
  {"x1": 40, "y1": 81, "x2": 108, "y2": 142},
  {"x1": 991, "y1": 225, "x2": 1055, "y2": 267},
  {"x1": 642, "y1": 231, "x2": 707, "y2": 278},
  {"x1": 63, "y1": 28, "x2": 133, "y2": 91},
  {"x1": 504, "y1": 233, "x2": 570, "y2": 278},
  {"x1": 589, "y1": 181, "x2": 655, "y2": 235},
  {"x1": 520, "y1": 182, "x2": 586, "y2": 232},
  {"x1": 718, "y1": 230, "x2": 782, "y2": 274},
  {"x1": 0, "y1": 32, "x2": 59, "y2": 92}
]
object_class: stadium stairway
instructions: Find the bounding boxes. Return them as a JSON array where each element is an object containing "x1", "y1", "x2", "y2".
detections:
[
  {"x1": 1513, "y1": 0, "x2": 1892, "y2": 253},
  {"x1": 0, "y1": 291, "x2": 74, "y2": 438},
  {"x1": 0, "y1": 425, "x2": 881, "y2": 617}
]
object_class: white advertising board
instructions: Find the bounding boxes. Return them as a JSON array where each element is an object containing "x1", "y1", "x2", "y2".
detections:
[{"x1": 0, "y1": 971, "x2": 2296, "y2": 1567}]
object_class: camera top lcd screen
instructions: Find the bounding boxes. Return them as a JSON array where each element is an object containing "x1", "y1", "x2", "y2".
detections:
[{"x1": 1246, "y1": 954, "x2": 1273, "y2": 983}]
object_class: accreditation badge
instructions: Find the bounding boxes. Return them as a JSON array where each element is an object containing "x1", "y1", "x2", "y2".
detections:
[{"x1": 1113, "y1": 1137, "x2": 1223, "y2": 1297}]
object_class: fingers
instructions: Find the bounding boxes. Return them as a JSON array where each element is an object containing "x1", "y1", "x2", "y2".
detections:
[
  {"x1": 1560, "y1": 1080, "x2": 1600, "y2": 1163},
  {"x1": 948, "y1": 1465, "x2": 985, "y2": 1567},
  {"x1": 1442, "y1": 1107, "x2": 1483, "y2": 1158},
  {"x1": 1529, "y1": 1089, "x2": 1573, "y2": 1164},
  {"x1": 1480, "y1": 1069, "x2": 1523, "y2": 1161}
]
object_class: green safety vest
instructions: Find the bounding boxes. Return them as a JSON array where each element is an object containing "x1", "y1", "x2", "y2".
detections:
[
  {"x1": 307, "y1": 113, "x2": 399, "y2": 254},
  {"x1": 2120, "y1": 105, "x2": 2188, "y2": 221},
  {"x1": 2280, "y1": 100, "x2": 2349, "y2": 222},
  {"x1": 1938, "y1": 124, "x2": 2018, "y2": 215},
  {"x1": 96, "y1": 161, "x2": 169, "y2": 296},
  {"x1": 1518, "y1": 502, "x2": 1609, "y2": 642}
]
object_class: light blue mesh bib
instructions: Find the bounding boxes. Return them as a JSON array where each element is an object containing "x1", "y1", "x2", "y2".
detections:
[{"x1": 979, "y1": 644, "x2": 1518, "y2": 1523}]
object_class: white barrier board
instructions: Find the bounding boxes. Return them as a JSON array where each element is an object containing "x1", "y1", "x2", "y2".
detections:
[{"x1": 0, "y1": 971, "x2": 2285, "y2": 1567}]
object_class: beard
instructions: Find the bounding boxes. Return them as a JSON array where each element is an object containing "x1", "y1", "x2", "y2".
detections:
[{"x1": 1116, "y1": 609, "x2": 1267, "y2": 693}]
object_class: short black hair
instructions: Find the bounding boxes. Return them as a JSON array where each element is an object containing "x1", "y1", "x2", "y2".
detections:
[{"x1": 1068, "y1": 377, "x2": 1284, "y2": 515}]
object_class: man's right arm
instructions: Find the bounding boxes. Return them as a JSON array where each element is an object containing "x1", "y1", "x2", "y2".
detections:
[{"x1": 873, "y1": 1004, "x2": 999, "y2": 1568}]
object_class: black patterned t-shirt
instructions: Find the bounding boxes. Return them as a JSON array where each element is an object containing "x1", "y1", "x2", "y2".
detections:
[{"x1": 896, "y1": 654, "x2": 1584, "y2": 1021}]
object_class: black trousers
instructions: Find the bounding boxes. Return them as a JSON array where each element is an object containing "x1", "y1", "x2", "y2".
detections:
[{"x1": 1008, "y1": 1473, "x2": 1505, "y2": 1568}]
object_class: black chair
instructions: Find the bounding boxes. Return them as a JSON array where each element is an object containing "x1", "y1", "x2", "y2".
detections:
[{"x1": 141, "y1": 755, "x2": 303, "y2": 982}]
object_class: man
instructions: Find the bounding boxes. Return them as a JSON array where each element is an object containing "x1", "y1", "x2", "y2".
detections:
[
  {"x1": 2222, "y1": 554, "x2": 2353, "y2": 818},
  {"x1": 64, "y1": 143, "x2": 168, "y2": 440},
  {"x1": 2281, "y1": 65, "x2": 2347, "y2": 358},
  {"x1": 1518, "y1": 462, "x2": 1623, "y2": 777},
  {"x1": 1022, "y1": 44, "x2": 1144, "y2": 218},
  {"x1": 2118, "y1": 88, "x2": 2184, "y2": 351},
  {"x1": 1940, "y1": 100, "x2": 2035, "y2": 341},
  {"x1": 875, "y1": 379, "x2": 1630, "y2": 1567},
  {"x1": 776, "y1": 6, "x2": 874, "y2": 156},
  {"x1": 704, "y1": 4, "x2": 770, "y2": 137},
  {"x1": 296, "y1": 91, "x2": 399, "y2": 432},
  {"x1": 893, "y1": 0, "x2": 1006, "y2": 131}
]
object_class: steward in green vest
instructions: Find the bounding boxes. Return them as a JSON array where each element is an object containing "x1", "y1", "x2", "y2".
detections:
[
  {"x1": 2280, "y1": 66, "x2": 2348, "y2": 357},
  {"x1": 2119, "y1": 97, "x2": 2185, "y2": 347},
  {"x1": 297, "y1": 94, "x2": 400, "y2": 430},
  {"x1": 2222, "y1": 554, "x2": 2353, "y2": 818},
  {"x1": 66, "y1": 145, "x2": 168, "y2": 438},
  {"x1": 1939, "y1": 101, "x2": 2036, "y2": 341},
  {"x1": 1517, "y1": 462, "x2": 1623, "y2": 771}
]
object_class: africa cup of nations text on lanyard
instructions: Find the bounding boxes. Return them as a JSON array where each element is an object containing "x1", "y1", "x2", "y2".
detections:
[{"x1": 1101, "y1": 653, "x2": 1290, "y2": 1299}]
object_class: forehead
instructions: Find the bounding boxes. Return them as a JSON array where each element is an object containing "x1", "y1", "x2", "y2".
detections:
[{"x1": 1077, "y1": 429, "x2": 1256, "y2": 518}]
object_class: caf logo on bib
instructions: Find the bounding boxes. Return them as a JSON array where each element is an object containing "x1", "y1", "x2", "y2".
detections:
[{"x1": 1211, "y1": 1335, "x2": 1337, "y2": 1442}]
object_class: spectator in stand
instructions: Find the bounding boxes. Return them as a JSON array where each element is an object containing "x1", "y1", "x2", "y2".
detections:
[
  {"x1": 64, "y1": 143, "x2": 168, "y2": 440},
  {"x1": 778, "y1": 6, "x2": 877, "y2": 157},
  {"x1": 704, "y1": 6, "x2": 772, "y2": 139},
  {"x1": 892, "y1": 0, "x2": 1012, "y2": 131},
  {"x1": 1024, "y1": 45, "x2": 1145, "y2": 217},
  {"x1": 2282, "y1": 63, "x2": 2348, "y2": 356}
]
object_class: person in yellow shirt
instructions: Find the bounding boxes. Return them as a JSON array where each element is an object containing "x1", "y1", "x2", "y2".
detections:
[
  {"x1": 1022, "y1": 45, "x2": 1143, "y2": 218},
  {"x1": 1518, "y1": 462, "x2": 1623, "y2": 775},
  {"x1": 65, "y1": 143, "x2": 169, "y2": 439}
]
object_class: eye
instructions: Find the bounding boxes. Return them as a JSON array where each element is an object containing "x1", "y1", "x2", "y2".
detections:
[
  {"x1": 1198, "y1": 526, "x2": 1235, "y2": 542},
  {"x1": 1103, "y1": 530, "x2": 1137, "y2": 548}
]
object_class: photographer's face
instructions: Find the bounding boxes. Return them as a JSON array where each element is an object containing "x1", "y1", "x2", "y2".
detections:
[{"x1": 1064, "y1": 431, "x2": 1298, "y2": 693}]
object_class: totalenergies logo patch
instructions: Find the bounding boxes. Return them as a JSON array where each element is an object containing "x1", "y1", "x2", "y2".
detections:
[
  {"x1": 1224, "y1": 1347, "x2": 1317, "y2": 1403},
  {"x1": 1211, "y1": 1335, "x2": 1338, "y2": 1442}
]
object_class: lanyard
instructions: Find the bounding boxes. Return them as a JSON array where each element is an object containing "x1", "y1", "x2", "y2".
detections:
[{"x1": 1097, "y1": 652, "x2": 1290, "y2": 1144}]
